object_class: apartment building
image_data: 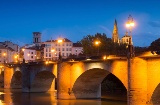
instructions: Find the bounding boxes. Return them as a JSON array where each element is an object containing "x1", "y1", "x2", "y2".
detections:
[{"x1": 43, "y1": 38, "x2": 73, "y2": 61}]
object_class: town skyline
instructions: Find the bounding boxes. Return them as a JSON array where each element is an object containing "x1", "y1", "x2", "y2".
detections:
[{"x1": 0, "y1": 0, "x2": 160, "y2": 47}]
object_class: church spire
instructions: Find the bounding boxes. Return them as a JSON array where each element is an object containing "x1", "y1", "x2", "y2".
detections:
[{"x1": 112, "y1": 19, "x2": 119, "y2": 43}]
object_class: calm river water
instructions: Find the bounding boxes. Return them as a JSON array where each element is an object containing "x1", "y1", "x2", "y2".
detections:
[{"x1": 0, "y1": 88, "x2": 127, "y2": 105}]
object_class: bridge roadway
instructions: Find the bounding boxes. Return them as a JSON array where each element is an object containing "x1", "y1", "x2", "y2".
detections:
[{"x1": 1, "y1": 53, "x2": 160, "y2": 105}]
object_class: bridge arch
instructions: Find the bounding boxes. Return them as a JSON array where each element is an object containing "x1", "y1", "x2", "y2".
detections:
[
  {"x1": 72, "y1": 68, "x2": 127, "y2": 99},
  {"x1": 30, "y1": 70, "x2": 56, "y2": 92},
  {"x1": 11, "y1": 71, "x2": 22, "y2": 88},
  {"x1": 150, "y1": 83, "x2": 160, "y2": 104}
]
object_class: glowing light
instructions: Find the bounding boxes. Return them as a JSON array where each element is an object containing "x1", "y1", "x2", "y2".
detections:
[
  {"x1": 103, "y1": 56, "x2": 107, "y2": 60},
  {"x1": 45, "y1": 61, "x2": 49, "y2": 64},
  {"x1": 95, "y1": 41, "x2": 100, "y2": 46},
  {"x1": 86, "y1": 58, "x2": 91, "y2": 60},
  {"x1": 51, "y1": 49, "x2": 55, "y2": 52},
  {"x1": 58, "y1": 39, "x2": 63, "y2": 43},
  {"x1": 126, "y1": 15, "x2": 134, "y2": 28},
  {"x1": 3, "y1": 53, "x2": 6, "y2": 56}
]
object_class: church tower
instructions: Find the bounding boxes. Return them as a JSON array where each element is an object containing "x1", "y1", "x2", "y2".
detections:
[
  {"x1": 112, "y1": 19, "x2": 119, "y2": 43},
  {"x1": 33, "y1": 32, "x2": 41, "y2": 46}
]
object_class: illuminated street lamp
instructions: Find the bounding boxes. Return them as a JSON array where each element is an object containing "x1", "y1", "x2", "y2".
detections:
[
  {"x1": 126, "y1": 15, "x2": 135, "y2": 57},
  {"x1": 14, "y1": 54, "x2": 18, "y2": 63},
  {"x1": 126, "y1": 15, "x2": 135, "y2": 105},
  {"x1": 51, "y1": 48, "x2": 55, "y2": 60},
  {"x1": 3, "y1": 52, "x2": 6, "y2": 64},
  {"x1": 57, "y1": 38, "x2": 63, "y2": 61},
  {"x1": 94, "y1": 40, "x2": 100, "y2": 56},
  {"x1": 126, "y1": 15, "x2": 134, "y2": 45}
]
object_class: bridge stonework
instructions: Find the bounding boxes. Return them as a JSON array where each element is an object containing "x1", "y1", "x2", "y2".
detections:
[
  {"x1": 3, "y1": 56, "x2": 160, "y2": 105},
  {"x1": 4, "y1": 63, "x2": 57, "y2": 92},
  {"x1": 57, "y1": 56, "x2": 160, "y2": 105},
  {"x1": 57, "y1": 59, "x2": 128, "y2": 99}
]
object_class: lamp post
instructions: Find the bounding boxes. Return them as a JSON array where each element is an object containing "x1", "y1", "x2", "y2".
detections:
[
  {"x1": 126, "y1": 15, "x2": 134, "y2": 105},
  {"x1": 51, "y1": 49, "x2": 55, "y2": 60},
  {"x1": 3, "y1": 52, "x2": 6, "y2": 64},
  {"x1": 28, "y1": 53, "x2": 30, "y2": 63},
  {"x1": 14, "y1": 54, "x2": 18, "y2": 63},
  {"x1": 58, "y1": 39, "x2": 63, "y2": 61},
  {"x1": 94, "y1": 40, "x2": 100, "y2": 56},
  {"x1": 22, "y1": 48, "x2": 25, "y2": 63}
]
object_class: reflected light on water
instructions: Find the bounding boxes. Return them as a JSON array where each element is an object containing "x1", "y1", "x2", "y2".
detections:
[{"x1": 0, "y1": 88, "x2": 127, "y2": 105}]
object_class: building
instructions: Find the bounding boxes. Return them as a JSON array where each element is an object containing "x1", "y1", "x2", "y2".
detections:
[
  {"x1": 22, "y1": 46, "x2": 43, "y2": 62},
  {"x1": 112, "y1": 20, "x2": 133, "y2": 44},
  {"x1": 33, "y1": 32, "x2": 41, "y2": 46},
  {"x1": 121, "y1": 31, "x2": 132, "y2": 44},
  {"x1": 0, "y1": 45, "x2": 17, "y2": 64},
  {"x1": 0, "y1": 41, "x2": 19, "y2": 64},
  {"x1": 43, "y1": 38, "x2": 73, "y2": 61},
  {"x1": 72, "y1": 43, "x2": 83, "y2": 56}
]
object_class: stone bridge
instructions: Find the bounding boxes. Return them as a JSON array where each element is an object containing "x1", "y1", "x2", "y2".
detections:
[
  {"x1": 1, "y1": 53, "x2": 160, "y2": 105},
  {"x1": 57, "y1": 55, "x2": 160, "y2": 105},
  {"x1": 2, "y1": 62, "x2": 57, "y2": 92}
]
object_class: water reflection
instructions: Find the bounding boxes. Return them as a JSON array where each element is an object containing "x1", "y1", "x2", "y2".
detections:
[{"x1": 0, "y1": 88, "x2": 127, "y2": 105}]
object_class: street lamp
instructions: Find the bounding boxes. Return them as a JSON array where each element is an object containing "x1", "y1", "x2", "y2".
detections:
[
  {"x1": 14, "y1": 54, "x2": 18, "y2": 63},
  {"x1": 3, "y1": 52, "x2": 6, "y2": 64},
  {"x1": 94, "y1": 40, "x2": 100, "y2": 56},
  {"x1": 126, "y1": 15, "x2": 134, "y2": 105},
  {"x1": 57, "y1": 39, "x2": 63, "y2": 61},
  {"x1": 126, "y1": 15, "x2": 134, "y2": 45},
  {"x1": 51, "y1": 48, "x2": 55, "y2": 60},
  {"x1": 126, "y1": 15, "x2": 134, "y2": 57}
]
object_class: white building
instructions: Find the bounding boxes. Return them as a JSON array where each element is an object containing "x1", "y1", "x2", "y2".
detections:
[
  {"x1": 43, "y1": 38, "x2": 72, "y2": 60},
  {"x1": 22, "y1": 46, "x2": 42, "y2": 62},
  {"x1": 0, "y1": 45, "x2": 17, "y2": 64},
  {"x1": 72, "y1": 43, "x2": 83, "y2": 56},
  {"x1": 121, "y1": 31, "x2": 133, "y2": 45}
]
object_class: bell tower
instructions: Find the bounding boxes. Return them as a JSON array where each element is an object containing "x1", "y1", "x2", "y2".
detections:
[
  {"x1": 33, "y1": 32, "x2": 41, "y2": 46},
  {"x1": 112, "y1": 19, "x2": 119, "y2": 43}
]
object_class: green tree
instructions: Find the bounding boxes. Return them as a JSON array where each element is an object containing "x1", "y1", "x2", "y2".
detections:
[
  {"x1": 149, "y1": 38, "x2": 160, "y2": 54},
  {"x1": 79, "y1": 33, "x2": 127, "y2": 56}
]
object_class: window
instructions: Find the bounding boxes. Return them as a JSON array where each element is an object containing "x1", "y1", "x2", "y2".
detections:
[
  {"x1": 62, "y1": 48, "x2": 64, "y2": 51},
  {"x1": 31, "y1": 56, "x2": 33, "y2": 58},
  {"x1": 46, "y1": 53, "x2": 48, "y2": 57},
  {"x1": 31, "y1": 52, "x2": 33, "y2": 54},
  {"x1": 66, "y1": 48, "x2": 68, "y2": 51}
]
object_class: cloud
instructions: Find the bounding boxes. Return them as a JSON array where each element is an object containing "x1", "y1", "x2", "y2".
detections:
[{"x1": 148, "y1": 21, "x2": 160, "y2": 27}]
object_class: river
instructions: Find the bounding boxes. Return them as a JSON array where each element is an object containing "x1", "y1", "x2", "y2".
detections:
[{"x1": 0, "y1": 88, "x2": 127, "y2": 105}]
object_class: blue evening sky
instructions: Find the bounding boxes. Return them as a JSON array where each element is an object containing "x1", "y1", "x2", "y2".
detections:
[{"x1": 0, "y1": 0, "x2": 160, "y2": 47}]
